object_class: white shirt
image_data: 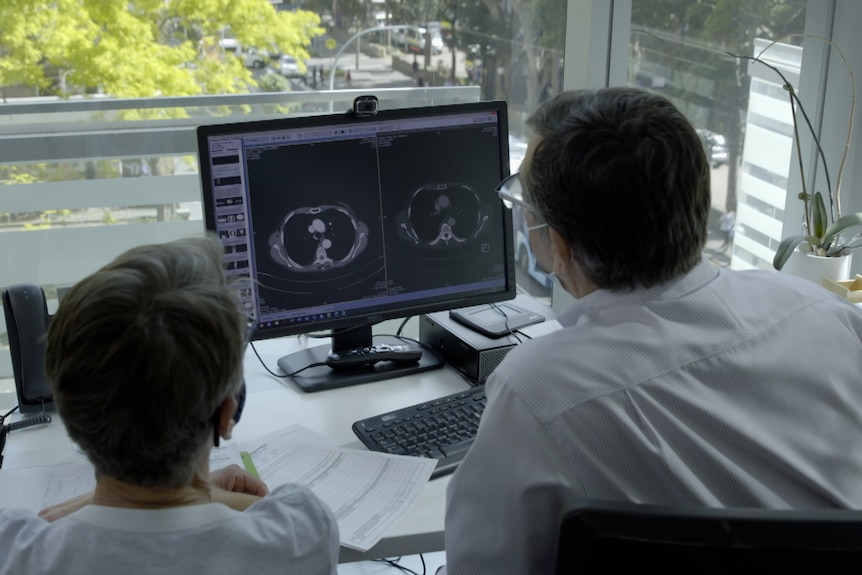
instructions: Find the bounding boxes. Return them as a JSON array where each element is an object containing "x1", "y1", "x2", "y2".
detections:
[
  {"x1": 0, "y1": 483, "x2": 339, "y2": 575},
  {"x1": 444, "y1": 260, "x2": 862, "y2": 575}
]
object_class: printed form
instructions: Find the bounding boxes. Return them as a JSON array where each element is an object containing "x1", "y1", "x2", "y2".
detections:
[
  {"x1": 242, "y1": 425, "x2": 437, "y2": 551},
  {"x1": 0, "y1": 445, "x2": 245, "y2": 511}
]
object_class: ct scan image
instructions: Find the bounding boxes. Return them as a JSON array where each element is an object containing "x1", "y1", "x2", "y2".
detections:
[
  {"x1": 395, "y1": 182, "x2": 491, "y2": 248},
  {"x1": 269, "y1": 203, "x2": 370, "y2": 272}
]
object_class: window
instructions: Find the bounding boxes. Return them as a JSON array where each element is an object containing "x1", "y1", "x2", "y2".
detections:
[
  {"x1": 627, "y1": 0, "x2": 807, "y2": 271},
  {"x1": 2, "y1": 0, "x2": 861, "y2": 389},
  {"x1": 0, "y1": 1, "x2": 567, "y2": 386}
]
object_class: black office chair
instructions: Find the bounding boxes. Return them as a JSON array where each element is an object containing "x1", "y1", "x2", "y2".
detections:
[{"x1": 557, "y1": 499, "x2": 862, "y2": 574}]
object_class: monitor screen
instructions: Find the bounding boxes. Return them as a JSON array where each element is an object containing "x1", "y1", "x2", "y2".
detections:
[{"x1": 197, "y1": 100, "x2": 515, "y2": 390}]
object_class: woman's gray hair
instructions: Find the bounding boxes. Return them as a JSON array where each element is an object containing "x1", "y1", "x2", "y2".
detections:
[{"x1": 45, "y1": 235, "x2": 245, "y2": 488}]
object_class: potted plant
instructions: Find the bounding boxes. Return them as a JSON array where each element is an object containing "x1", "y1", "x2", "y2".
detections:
[{"x1": 733, "y1": 35, "x2": 861, "y2": 274}]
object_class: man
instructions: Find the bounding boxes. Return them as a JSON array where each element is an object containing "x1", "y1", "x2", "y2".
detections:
[
  {"x1": 0, "y1": 236, "x2": 339, "y2": 574},
  {"x1": 443, "y1": 88, "x2": 862, "y2": 574},
  {"x1": 720, "y1": 209, "x2": 736, "y2": 250}
]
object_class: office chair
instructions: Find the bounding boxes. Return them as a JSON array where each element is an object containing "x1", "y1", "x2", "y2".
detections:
[{"x1": 556, "y1": 499, "x2": 862, "y2": 574}]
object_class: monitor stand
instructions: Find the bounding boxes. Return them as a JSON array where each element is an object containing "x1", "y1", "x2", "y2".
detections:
[{"x1": 276, "y1": 325, "x2": 445, "y2": 393}]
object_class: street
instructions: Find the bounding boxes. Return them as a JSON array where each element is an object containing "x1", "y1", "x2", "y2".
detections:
[{"x1": 252, "y1": 27, "x2": 473, "y2": 93}]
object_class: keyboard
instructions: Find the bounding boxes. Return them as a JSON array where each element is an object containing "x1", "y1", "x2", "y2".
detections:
[{"x1": 352, "y1": 385, "x2": 487, "y2": 479}]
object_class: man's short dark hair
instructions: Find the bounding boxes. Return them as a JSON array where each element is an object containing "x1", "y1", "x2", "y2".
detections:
[{"x1": 525, "y1": 87, "x2": 711, "y2": 289}]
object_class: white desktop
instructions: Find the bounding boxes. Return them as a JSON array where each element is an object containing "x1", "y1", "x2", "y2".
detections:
[{"x1": 236, "y1": 329, "x2": 468, "y2": 562}]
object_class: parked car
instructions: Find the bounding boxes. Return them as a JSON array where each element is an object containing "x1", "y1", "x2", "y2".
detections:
[
  {"x1": 393, "y1": 26, "x2": 444, "y2": 55},
  {"x1": 278, "y1": 55, "x2": 303, "y2": 78},
  {"x1": 419, "y1": 22, "x2": 446, "y2": 53},
  {"x1": 242, "y1": 48, "x2": 269, "y2": 69},
  {"x1": 218, "y1": 29, "x2": 239, "y2": 53},
  {"x1": 697, "y1": 129, "x2": 729, "y2": 168}
]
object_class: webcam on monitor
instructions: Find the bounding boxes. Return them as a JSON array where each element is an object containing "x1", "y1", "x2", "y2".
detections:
[{"x1": 352, "y1": 95, "x2": 378, "y2": 118}]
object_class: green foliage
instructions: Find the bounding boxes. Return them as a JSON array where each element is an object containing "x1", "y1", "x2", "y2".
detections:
[
  {"x1": 631, "y1": 0, "x2": 807, "y2": 213},
  {"x1": 811, "y1": 191, "x2": 827, "y2": 240},
  {"x1": 23, "y1": 209, "x2": 73, "y2": 230},
  {"x1": 748, "y1": 32, "x2": 859, "y2": 270},
  {"x1": 102, "y1": 208, "x2": 117, "y2": 225},
  {"x1": 0, "y1": 162, "x2": 99, "y2": 185},
  {"x1": 534, "y1": 0, "x2": 567, "y2": 51},
  {"x1": 773, "y1": 192, "x2": 862, "y2": 270},
  {"x1": 257, "y1": 70, "x2": 291, "y2": 93},
  {"x1": 0, "y1": 0, "x2": 323, "y2": 98},
  {"x1": 0, "y1": 0, "x2": 324, "y2": 219},
  {"x1": 381, "y1": 0, "x2": 429, "y2": 27}
]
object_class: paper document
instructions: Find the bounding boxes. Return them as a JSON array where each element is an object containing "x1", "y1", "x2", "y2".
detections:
[
  {"x1": 0, "y1": 445, "x2": 245, "y2": 511},
  {"x1": 0, "y1": 462, "x2": 96, "y2": 511},
  {"x1": 242, "y1": 426, "x2": 437, "y2": 552},
  {"x1": 0, "y1": 425, "x2": 436, "y2": 553}
]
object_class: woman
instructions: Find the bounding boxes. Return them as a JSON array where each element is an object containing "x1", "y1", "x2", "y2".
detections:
[{"x1": 0, "y1": 236, "x2": 339, "y2": 575}]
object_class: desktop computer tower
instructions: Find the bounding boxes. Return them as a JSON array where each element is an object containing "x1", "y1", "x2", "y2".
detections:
[{"x1": 419, "y1": 310, "x2": 519, "y2": 383}]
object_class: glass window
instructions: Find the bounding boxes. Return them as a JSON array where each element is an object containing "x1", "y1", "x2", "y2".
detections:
[
  {"x1": 321, "y1": 2, "x2": 568, "y2": 304},
  {"x1": 628, "y1": 0, "x2": 807, "y2": 270},
  {"x1": 0, "y1": 2, "x2": 567, "y2": 384}
]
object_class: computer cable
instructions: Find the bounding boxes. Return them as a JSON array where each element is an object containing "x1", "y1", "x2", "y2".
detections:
[
  {"x1": 303, "y1": 321, "x2": 378, "y2": 339},
  {"x1": 3, "y1": 413, "x2": 53, "y2": 433},
  {"x1": 395, "y1": 316, "x2": 412, "y2": 336},
  {"x1": 0, "y1": 407, "x2": 52, "y2": 469},
  {"x1": 489, "y1": 302, "x2": 524, "y2": 344},
  {"x1": 304, "y1": 317, "x2": 415, "y2": 339},
  {"x1": 1, "y1": 403, "x2": 51, "y2": 430},
  {"x1": 248, "y1": 340, "x2": 326, "y2": 378},
  {"x1": 372, "y1": 554, "x2": 425, "y2": 575},
  {"x1": 248, "y1": 315, "x2": 430, "y2": 379},
  {"x1": 0, "y1": 404, "x2": 20, "y2": 426},
  {"x1": 376, "y1": 333, "x2": 422, "y2": 347}
]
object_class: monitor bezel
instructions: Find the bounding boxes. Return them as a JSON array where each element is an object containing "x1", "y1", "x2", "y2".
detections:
[{"x1": 197, "y1": 99, "x2": 516, "y2": 343}]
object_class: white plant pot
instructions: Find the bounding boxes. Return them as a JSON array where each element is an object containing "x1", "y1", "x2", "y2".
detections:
[{"x1": 781, "y1": 249, "x2": 853, "y2": 286}]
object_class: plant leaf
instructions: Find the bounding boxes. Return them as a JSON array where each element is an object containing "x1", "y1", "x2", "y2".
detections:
[
  {"x1": 812, "y1": 191, "x2": 828, "y2": 240},
  {"x1": 834, "y1": 237, "x2": 862, "y2": 253},
  {"x1": 773, "y1": 235, "x2": 806, "y2": 270},
  {"x1": 822, "y1": 213, "x2": 862, "y2": 248}
]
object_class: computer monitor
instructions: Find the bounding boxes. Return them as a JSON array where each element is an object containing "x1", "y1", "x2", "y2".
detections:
[{"x1": 197, "y1": 99, "x2": 515, "y2": 391}]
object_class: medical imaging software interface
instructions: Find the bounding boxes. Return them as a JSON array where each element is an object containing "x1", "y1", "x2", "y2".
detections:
[{"x1": 204, "y1": 108, "x2": 508, "y2": 335}]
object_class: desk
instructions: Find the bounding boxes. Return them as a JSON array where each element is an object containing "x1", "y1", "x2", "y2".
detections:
[
  {"x1": 237, "y1": 335, "x2": 472, "y2": 563},
  {"x1": 3, "y1": 327, "x2": 472, "y2": 564}
]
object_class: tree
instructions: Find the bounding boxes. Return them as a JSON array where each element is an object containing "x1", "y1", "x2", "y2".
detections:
[
  {"x1": 702, "y1": 0, "x2": 806, "y2": 212},
  {"x1": 447, "y1": 0, "x2": 564, "y2": 125},
  {"x1": 0, "y1": 0, "x2": 324, "y2": 225},
  {"x1": 382, "y1": 0, "x2": 431, "y2": 28},
  {"x1": 509, "y1": 0, "x2": 566, "y2": 121},
  {"x1": 631, "y1": 0, "x2": 806, "y2": 212},
  {"x1": 0, "y1": 0, "x2": 323, "y2": 99}
]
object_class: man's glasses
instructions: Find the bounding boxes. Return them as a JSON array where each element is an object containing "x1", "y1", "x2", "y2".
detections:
[{"x1": 495, "y1": 172, "x2": 548, "y2": 232}]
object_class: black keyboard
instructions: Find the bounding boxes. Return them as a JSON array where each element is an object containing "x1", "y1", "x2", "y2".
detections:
[{"x1": 352, "y1": 386, "x2": 487, "y2": 479}]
